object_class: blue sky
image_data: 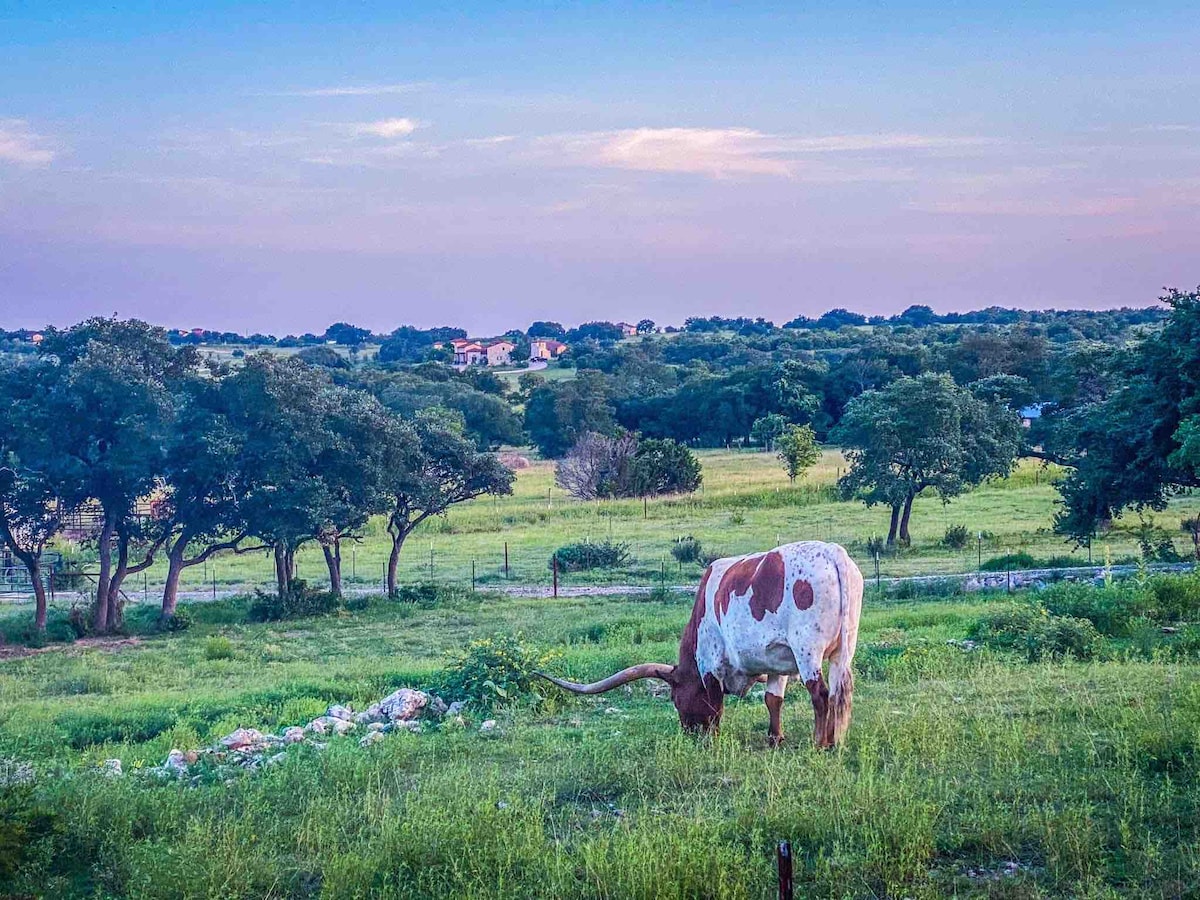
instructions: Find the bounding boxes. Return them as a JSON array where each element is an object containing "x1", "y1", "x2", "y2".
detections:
[{"x1": 2, "y1": 2, "x2": 1197, "y2": 334}]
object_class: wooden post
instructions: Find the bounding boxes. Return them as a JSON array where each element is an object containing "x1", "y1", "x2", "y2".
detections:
[
  {"x1": 504, "y1": 541, "x2": 509, "y2": 578},
  {"x1": 777, "y1": 841, "x2": 793, "y2": 900},
  {"x1": 212, "y1": 567, "x2": 217, "y2": 599},
  {"x1": 429, "y1": 543, "x2": 434, "y2": 581},
  {"x1": 552, "y1": 555, "x2": 558, "y2": 598}
]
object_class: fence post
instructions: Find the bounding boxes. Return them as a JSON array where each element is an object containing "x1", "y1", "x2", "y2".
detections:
[
  {"x1": 504, "y1": 541, "x2": 509, "y2": 579},
  {"x1": 552, "y1": 555, "x2": 558, "y2": 599},
  {"x1": 777, "y1": 841, "x2": 793, "y2": 900},
  {"x1": 429, "y1": 543, "x2": 434, "y2": 581},
  {"x1": 471, "y1": 560, "x2": 476, "y2": 594}
]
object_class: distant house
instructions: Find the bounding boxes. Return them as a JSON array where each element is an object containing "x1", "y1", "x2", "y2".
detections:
[
  {"x1": 616, "y1": 322, "x2": 638, "y2": 337},
  {"x1": 485, "y1": 340, "x2": 516, "y2": 367},
  {"x1": 30, "y1": 333, "x2": 43, "y2": 345},
  {"x1": 1019, "y1": 403, "x2": 1046, "y2": 428},
  {"x1": 450, "y1": 339, "x2": 487, "y2": 366},
  {"x1": 530, "y1": 338, "x2": 568, "y2": 361}
]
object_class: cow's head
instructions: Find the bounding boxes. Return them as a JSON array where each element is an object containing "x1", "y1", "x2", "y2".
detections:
[{"x1": 536, "y1": 663, "x2": 724, "y2": 734}]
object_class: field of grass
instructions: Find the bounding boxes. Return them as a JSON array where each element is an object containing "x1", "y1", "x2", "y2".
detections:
[
  {"x1": 44, "y1": 449, "x2": 1197, "y2": 605},
  {"x1": 3, "y1": 580, "x2": 1200, "y2": 897}
]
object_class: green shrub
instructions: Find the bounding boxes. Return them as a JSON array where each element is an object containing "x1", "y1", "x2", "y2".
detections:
[
  {"x1": 56, "y1": 707, "x2": 178, "y2": 749},
  {"x1": 550, "y1": 539, "x2": 630, "y2": 572},
  {"x1": 158, "y1": 609, "x2": 193, "y2": 632},
  {"x1": 670, "y1": 536, "x2": 703, "y2": 564},
  {"x1": 435, "y1": 633, "x2": 560, "y2": 709},
  {"x1": 941, "y1": 525, "x2": 970, "y2": 549},
  {"x1": 392, "y1": 582, "x2": 466, "y2": 608},
  {"x1": 246, "y1": 580, "x2": 340, "y2": 622},
  {"x1": 980, "y1": 552, "x2": 1038, "y2": 571},
  {"x1": 0, "y1": 784, "x2": 60, "y2": 881},
  {"x1": 342, "y1": 594, "x2": 372, "y2": 612},
  {"x1": 203, "y1": 636, "x2": 235, "y2": 660},
  {"x1": 1146, "y1": 574, "x2": 1200, "y2": 622},
  {"x1": 1040, "y1": 581, "x2": 1145, "y2": 637},
  {"x1": 969, "y1": 604, "x2": 1104, "y2": 661}
]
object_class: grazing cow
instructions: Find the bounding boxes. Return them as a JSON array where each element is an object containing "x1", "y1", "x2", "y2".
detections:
[{"x1": 537, "y1": 541, "x2": 863, "y2": 747}]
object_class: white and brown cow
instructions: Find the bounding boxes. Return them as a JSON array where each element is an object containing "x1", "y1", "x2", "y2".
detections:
[{"x1": 538, "y1": 541, "x2": 863, "y2": 747}]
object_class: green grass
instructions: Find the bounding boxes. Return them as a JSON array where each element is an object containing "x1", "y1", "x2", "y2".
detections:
[
  {"x1": 52, "y1": 448, "x2": 1197, "y2": 601},
  {"x1": 2, "y1": 584, "x2": 1200, "y2": 897}
]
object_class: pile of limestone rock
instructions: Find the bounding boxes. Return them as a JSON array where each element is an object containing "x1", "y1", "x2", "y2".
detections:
[{"x1": 107, "y1": 687, "x2": 495, "y2": 782}]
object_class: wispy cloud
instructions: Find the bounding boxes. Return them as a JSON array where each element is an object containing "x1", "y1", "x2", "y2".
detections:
[
  {"x1": 351, "y1": 117, "x2": 420, "y2": 138},
  {"x1": 533, "y1": 127, "x2": 992, "y2": 178},
  {"x1": 0, "y1": 118, "x2": 58, "y2": 166},
  {"x1": 264, "y1": 83, "x2": 429, "y2": 97}
]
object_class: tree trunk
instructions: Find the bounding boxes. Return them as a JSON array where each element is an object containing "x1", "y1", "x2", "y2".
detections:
[
  {"x1": 30, "y1": 561, "x2": 47, "y2": 632},
  {"x1": 274, "y1": 543, "x2": 291, "y2": 596},
  {"x1": 898, "y1": 491, "x2": 916, "y2": 546},
  {"x1": 886, "y1": 504, "x2": 901, "y2": 547},
  {"x1": 107, "y1": 530, "x2": 131, "y2": 631},
  {"x1": 162, "y1": 546, "x2": 185, "y2": 619},
  {"x1": 94, "y1": 513, "x2": 116, "y2": 633},
  {"x1": 323, "y1": 541, "x2": 343, "y2": 597},
  {"x1": 387, "y1": 530, "x2": 408, "y2": 598}
]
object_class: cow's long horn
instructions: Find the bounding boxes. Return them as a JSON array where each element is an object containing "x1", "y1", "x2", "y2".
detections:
[{"x1": 535, "y1": 663, "x2": 674, "y2": 694}]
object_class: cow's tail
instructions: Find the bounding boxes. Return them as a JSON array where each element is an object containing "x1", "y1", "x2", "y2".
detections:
[{"x1": 825, "y1": 544, "x2": 864, "y2": 746}]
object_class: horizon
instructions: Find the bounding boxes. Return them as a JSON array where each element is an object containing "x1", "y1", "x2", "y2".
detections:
[{"x1": 2, "y1": 2, "x2": 1198, "y2": 333}]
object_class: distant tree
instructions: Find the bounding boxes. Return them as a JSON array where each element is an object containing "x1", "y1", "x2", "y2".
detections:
[
  {"x1": 776, "y1": 424, "x2": 820, "y2": 483},
  {"x1": 1048, "y1": 288, "x2": 1200, "y2": 542},
  {"x1": 835, "y1": 373, "x2": 1022, "y2": 546},
  {"x1": 636, "y1": 319, "x2": 656, "y2": 335},
  {"x1": 524, "y1": 371, "x2": 616, "y2": 458},
  {"x1": 296, "y1": 345, "x2": 350, "y2": 369},
  {"x1": 750, "y1": 413, "x2": 788, "y2": 451},
  {"x1": 528, "y1": 321, "x2": 566, "y2": 339},
  {"x1": 381, "y1": 412, "x2": 514, "y2": 596},
  {"x1": 378, "y1": 326, "x2": 435, "y2": 364},
  {"x1": 567, "y1": 321, "x2": 624, "y2": 343},
  {"x1": 323, "y1": 322, "x2": 373, "y2": 346},
  {"x1": 426, "y1": 326, "x2": 467, "y2": 343},
  {"x1": 628, "y1": 438, "x2": 702, "y2": 496},
  {"x1": 815, "y1": 308, "x2": 868, "y2": 329},
  {"x1": 892, "y1": 305, "x2": 937, "y2": 328},
  {"x1": 555, "y1": 432, "x2": 638, "y2": 500}
]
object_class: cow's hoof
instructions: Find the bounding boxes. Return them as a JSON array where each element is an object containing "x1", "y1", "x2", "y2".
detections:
[{"x1": 767, "y1": 733, "x2": 785, "y2": 749}]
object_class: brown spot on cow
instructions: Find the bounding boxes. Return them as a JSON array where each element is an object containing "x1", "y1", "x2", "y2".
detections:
[
  {"x1": 792, "y1": 578, "x2": 814, "y2": 610},
  {"x1": 714, "y1": 551, "x2": 787, "y2": 621}
]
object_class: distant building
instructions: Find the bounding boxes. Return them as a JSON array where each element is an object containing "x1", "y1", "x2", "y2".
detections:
[
  {"x1": 451, "y1": 340, "x2": 487, "y2": 366},
  {"x1": 485, "y1": 340, "x2": 516, "y2": 367},
  {"x1": 616, "y1": 322, "x2": 638, "y2": 337},
  {"x1": 1019, "y1": 403, "x2": 1046, "y2": 428},
  {"x1": 530, "y1": 338, "x2": 568, "y2": 361}
]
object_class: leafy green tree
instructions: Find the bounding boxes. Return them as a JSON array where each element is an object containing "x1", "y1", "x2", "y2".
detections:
[
  {"x1": 776, "y1": 424, "x2": 820, "y2": 483},
  {"x1": 1049, "y1": 288, "x2": 1200, "y2": 542},
  {"x1": 524, "y1": 371, "x2": 616, "y2": 458},
  {"x1": 628, "y1": 438, "x2": 702, "y2": 496},
  {"x1": 528, "y1": 321, "x2": 566, "y2": 339},
  {"x1": 296, "y1": 345, "x2": 350, "y2": 369},
  {"x1": 835, "y1": 373, "x2": 1021, "y2": 546},
  {"x1": 323, "y1": 322, "x2": 373, "y2": 346},
  {"x1": 36, "y1": 319, "x2": 200, "y2": 632},
  {"x1": 750, "y1": 413, "x2": 788, "y2": 451},
  {"x1": 381, "y1": 412, "x2": 514, "y2": 596},
  {"x1": 636, "y1": 319, "x2": 656, "y2": 334}
]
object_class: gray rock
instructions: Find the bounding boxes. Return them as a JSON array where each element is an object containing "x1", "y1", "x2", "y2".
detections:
[
  {"x1": 379, "y1": 688, "x2": 429, "y2": 721},
  {"x1": 164, "y1": 749, "x2": 189, "y2": 774},
  {"x1": 479, "y1": 719, "x2": 498, "y2": 734},
  {"x1": 427, "y1": 695, "x2": 449, "y2": 717},
  {"x1": 283, "y1": 726, "x2": 306, "y2": 743},
  {"x1": 101, "y1": 758, "x2": 123, "y2": 777},
  {"x1": 220, "y1": 728, "x2": 266, "y2": 750},
  {"x1": 359, "y1": 730, "x2": 386, "y2": 747},
  {"x1": 446, "y1": 700, "x2": 467, "y2": 717},
  {"x1": 327, "y1": 704, "x2": 354, "y2": 721}
]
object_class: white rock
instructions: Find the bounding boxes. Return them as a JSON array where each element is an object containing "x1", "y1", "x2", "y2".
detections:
[
  {"x1": 604, "y1": 707, "x2": 621, "y2": 715},
  {"x1": 379, "y1": 688, "x2": 429, "y2": 721},
  {"x1": 479, "y1": 719, "x2": 498, "y2": 734},
  {"x1": 220, "y1": 728, "x2": 266, "y2": 750},
  {"x1": 367, "y1": 722, "x2": 386, "y2": 732},
  {"x1": 164, "y1": 749, "x2": 189, "y2": 773},
  {"x1": 359, "y1": 731, "x2": 386, "y2": 747},
  {"x1": 101, "y1": 758, "x2": 123, "y2": 777},
  {"x1": 327, "y1": 704, "x2": 354, "y2": 721},
  {"x1": 283, "y1": 726, "x2": 306, "y2": 743},
  {"x1": 330, "y1": 718, "x2": 356, "y2": 736},
  {"x1": 446, "y1": 700, "x2": 467, "y2": 717}
]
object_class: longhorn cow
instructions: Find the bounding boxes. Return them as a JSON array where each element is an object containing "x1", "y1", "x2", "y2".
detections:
[{"x1": 538, "y1": 541, "x2": 863, "y2": 747}]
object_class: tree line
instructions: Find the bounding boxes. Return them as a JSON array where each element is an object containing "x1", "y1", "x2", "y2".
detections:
[{"x1": 0, "y1": 320, "x2": 514, "y2": 634}]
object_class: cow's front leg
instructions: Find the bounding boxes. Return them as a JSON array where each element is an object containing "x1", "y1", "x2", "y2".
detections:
[{"x1": 764, "y1": 675, "x2": 788, "y2": 747}]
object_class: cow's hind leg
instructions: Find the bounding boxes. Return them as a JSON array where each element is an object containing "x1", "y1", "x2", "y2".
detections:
[
  {"x1": 764, "y1": 675, "x2": 788, "y2": 747},
  {"x1": 798, "y1": 655, "x2": 831, "y2": 748}
]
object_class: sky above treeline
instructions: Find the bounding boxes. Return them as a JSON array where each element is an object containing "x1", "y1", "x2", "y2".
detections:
[{"x1": 1, "y1": 2, "x2": 1198, "y2": 335}]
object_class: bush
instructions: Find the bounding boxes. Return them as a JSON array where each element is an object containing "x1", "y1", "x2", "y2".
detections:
[
  {"x1": 1146, "y1": 574, "x2": 1200, "y2": 622},
  {"x1": 203, "y1": 636, "x2": 234, "y2": 660},
  {"x1": 392, "y1": 582, "x2": 464, "y2": 608},
  {"x1": 941, "y1": 525, "x2": 970, "y2": 549},
  {"x1": 1040, "y1": 581, "x2": 1145, "y2": 637},
  {"x1": 969, "y1": 604, "x2": 1104, "y2": 661},
  {"x1": 246, "y1": 580, "x2": 340, "y2": 622},
  {"x1": 158, "y1": 609, "x2": 193, "y2": 632},
  {"x1": 435, "y1": 633, "x2": 560, "y2": 709},
  {"x1": 551, "y1": 540, "x2": 629, "y2": 572},
  {"x1": 670, "y1": 536, "x2": 703, "y2": 565},
  {"x1": 980, "y1": 552, "x2": 1038, "y2": 571}
]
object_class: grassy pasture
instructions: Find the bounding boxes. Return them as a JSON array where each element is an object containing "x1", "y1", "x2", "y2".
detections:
[
  {"x1": 94, "y1": 449, "x2": 1200, "y2": 600},
  {"x1": 2, "y1": 587, "x2": 1200, "y2": 897}
]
